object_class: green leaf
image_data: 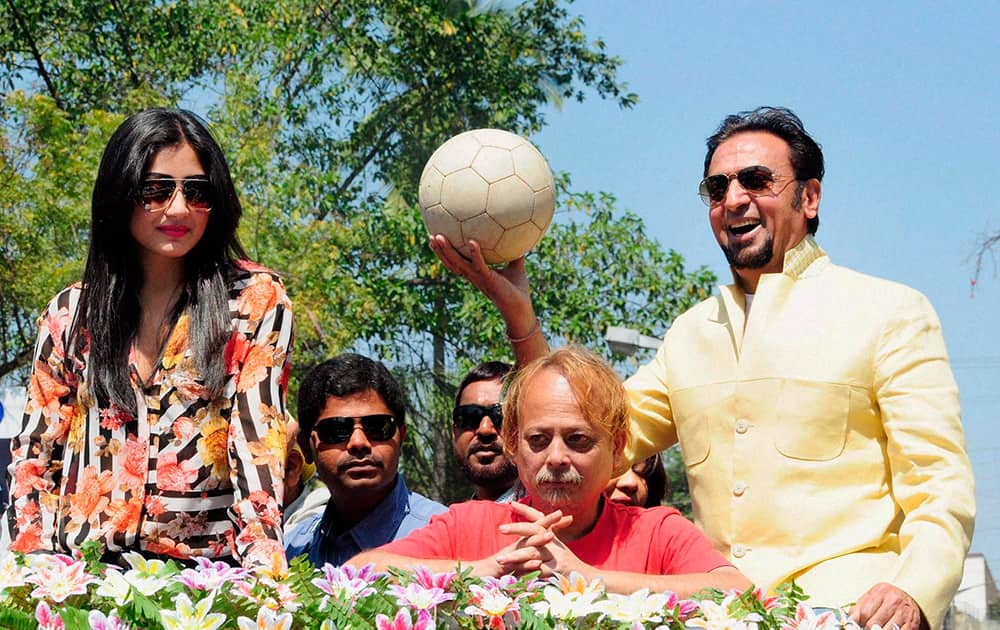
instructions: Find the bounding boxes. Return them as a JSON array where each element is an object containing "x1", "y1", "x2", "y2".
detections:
[{"x1": 0, "y1": 607, "x2": 35, "y2": 630}]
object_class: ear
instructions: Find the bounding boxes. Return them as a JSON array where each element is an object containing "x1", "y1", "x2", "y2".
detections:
[
  {"x1": 307, "y1": 431, "x2": 321, "y2": 463},
  {"x1": 800, "y1": 178, "x2": 821, "y2": 220},
  {"x1": 398, "y1": 423, "x2": 407, "y2": 443},
  {"x1": 298, "y1": 429, "x2": 314, "y2": 464},
  {"x1": 286, "y1": 446, "x2": 305, "y2": 483}
]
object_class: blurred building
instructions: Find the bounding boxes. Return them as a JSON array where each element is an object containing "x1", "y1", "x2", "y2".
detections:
[
  {"x1": 0, "y1": 385, "x2": 26, "y2": 513},
  {"x1": 949, "y1": 553, "x2": 1000, "y2": 630}
]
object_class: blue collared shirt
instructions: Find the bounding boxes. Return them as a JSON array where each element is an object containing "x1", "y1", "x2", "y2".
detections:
[{"x1": 283, "y1": 474, "x2": 446, "y2": 567}]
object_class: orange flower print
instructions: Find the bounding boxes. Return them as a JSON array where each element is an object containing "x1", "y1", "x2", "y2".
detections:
[
  {"x1": 14, "y1": 499, "x2": 41, "y2": 529},
  {"x1": 207, "y1": 536, "x2": 230, "y2": 558},
  {"x1": 156, "y1": 451, "x2": 199, "y2": 492},
  {"x1": 99, "y1": 404, "x2": 133, "y2": 431},
  {"x1": 65, "y1": 403, "x2": 86, "y2": 451},
  {"x1": 145, "y1": 495, "x2": 167, "y2": 518},
  {"x1": 246, "y1": 490, "x2": 282, "y2": 529},
  {"x1": 169, "y1": 370, "x2": 209, "y2": 403},
  {"x1": 236, "y1": 342, "x2": 274, "y2": 393},
  {"x1": 224, "y1": 331, "x2": 251, "y2": 376},
  {"x1": 237, "y1": 259, "x2": 269, "y2": 273},
  {"x1": 43, "y1": 305, "x2": 73, "y2": 359},
  {"x1": 144, "y1": 536, "x2": 193, "y2": 560},
  {"x1": 236, "y1": 273, "x2": 279, "y2": 323},
  {"x1": 40, "y1": 405, "x2": 73, "y2": 445},
  {"x1": 247, "y1": 423, "x2": 286, "y2": 480},
  {"x1": 235, "y1": 520, "x2": 267, "y2": 546},
  {"x1": 12, "y1": 458, "x2": 49, "y2": 498},
  {"x1": 120, "y1": 434, "x2": 148, "y2": 492},
  {"x1": 39, "y1": 490, "x2": 60, "y2": 514},
  {"x1": 196, "y1": 416, "x2": 230, "y2": 480},
  {"x1": 10, "y1": 502, "x2": 43, "y2": 553},
  {"x1": 161, "y1": 312, "x2": 190, "y2": 370},
  {"x1": 172, "y1": 416, "x2": 196, "y2": 442},
  {"x1": 29, "y1": 360, "x2": 69, "y2": 418},
  {"x1": 68, "y1": 465, "x2": 114, "y2": 527},
  {"x1": 103, "y1": 495, "x2": 143, "y2": 537}
]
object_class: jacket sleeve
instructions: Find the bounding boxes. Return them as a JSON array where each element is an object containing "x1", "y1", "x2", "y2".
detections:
[
  {"x1": 225, "y1": 272, "x2": 295, "y2": 571},
  {"x1": 2, "y1": 290, "x2": 79, "y2": 553},
  {"x1": 624, "y1": 335, "x2": 679, "y2": 462},
  {"x1": 874, "y1": 288, "x2": 975, "y2": 629}
]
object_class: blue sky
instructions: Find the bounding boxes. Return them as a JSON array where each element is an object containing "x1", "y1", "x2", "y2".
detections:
[{"x1": 534, "y1": 0, "x2": 1000, "y2": 574}]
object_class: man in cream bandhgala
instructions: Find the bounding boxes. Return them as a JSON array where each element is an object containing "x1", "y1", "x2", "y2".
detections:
[{"x1": 428, "y1": 106, "x2": 975, "y2": 630}]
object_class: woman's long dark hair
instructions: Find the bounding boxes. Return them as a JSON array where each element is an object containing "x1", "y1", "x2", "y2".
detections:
[{"x1": 70, "y1": 108, "x2": 248, "y2": 413}]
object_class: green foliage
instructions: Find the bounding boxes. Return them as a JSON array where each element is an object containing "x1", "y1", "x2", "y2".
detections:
[
  {"x1": 0, "y1": 0, "x2": 224, "y2": 114},
  {"x1": 0, "y1": 92, "x2": 118, "y2": 375},
  {"x1": 0, "y1": 607, "x2": 34, "y2": 630},
  {"x1": 663, "y1": 445, "x2": 693, "y2": 519},
  {"x1": 988, "y1": 597, "x2": 1000, "y2": 621},
  {"x1": 0, "y1": 0, "x2": 715, "y2": 503}
]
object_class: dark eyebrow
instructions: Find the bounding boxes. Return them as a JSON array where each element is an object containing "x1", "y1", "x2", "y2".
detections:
[{"x1": 142, "y1": 173, "x2": 209, "y2": 179}]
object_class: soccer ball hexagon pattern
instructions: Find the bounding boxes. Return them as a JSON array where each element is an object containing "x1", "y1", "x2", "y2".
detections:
[{"x1": 418, "y1": 129, "x2": 556, "y2": 264}]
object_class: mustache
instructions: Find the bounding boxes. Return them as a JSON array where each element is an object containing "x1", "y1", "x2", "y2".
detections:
[
  {"x1": 535, "y1": 467, "x2": 583, "y2": 486},
  {"x1": 469, "y1": 441, "x2": 503, "y2": 454},
  {"x1": 338, "y1": 456, "x2": 383, "y2": 473}
]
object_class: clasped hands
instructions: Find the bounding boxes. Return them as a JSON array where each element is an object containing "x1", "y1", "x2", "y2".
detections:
[{"x1": 474, "y1": 502, "x2": 585, "y2": 579}]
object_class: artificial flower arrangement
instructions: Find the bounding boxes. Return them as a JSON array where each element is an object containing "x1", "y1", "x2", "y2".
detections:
[{"x1": 0, "y1": 542, "x2": 854, "y2": 630}]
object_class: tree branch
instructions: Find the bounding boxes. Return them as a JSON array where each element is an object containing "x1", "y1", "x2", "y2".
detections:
[
  {"x1": 4, "y1": 0, "x2": 65, "y2": 110},
  {"x1": 108, "y1": 0, "x2": 140, "y2": 89},
  {"x1": 0, "y1": 345, "x2": 31, "y2": 379},
  {"x1": 971, "y1": 230, "x2": 1000, "y2": 296}
]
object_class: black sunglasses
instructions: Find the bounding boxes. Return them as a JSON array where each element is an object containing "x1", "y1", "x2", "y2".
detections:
[
  {"x1": 698, "y1": 165, "x2": 792, "y2": 206},
  {"x1": 453, "y1": 403, "x2": 502, "y2": 432},
  {"x1": 313, "y1": 414, "x2": 398, "y2": 444},
  {"x1": 137, "y1": 177, "x2": 214, "y2": 212}
]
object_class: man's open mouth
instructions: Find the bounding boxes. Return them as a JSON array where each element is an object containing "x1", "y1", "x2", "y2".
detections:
[{"x1": 729, "y1": 220, "x2": 760, "y2": 236}]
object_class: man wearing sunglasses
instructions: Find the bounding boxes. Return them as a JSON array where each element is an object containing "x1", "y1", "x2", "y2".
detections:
[
  {"x1": 284, "y1": 354, "x2": 446, "y2": 566},
  {"x1": 452, "y1": 361, "x2": 520, "y2": 502},
  {"x1": 427, "y1": 107, "x2": 974, "y2": 630}
]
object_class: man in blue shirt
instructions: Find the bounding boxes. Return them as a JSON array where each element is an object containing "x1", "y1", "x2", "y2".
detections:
[{"x1": 284, "y1": 353, "x2": 446, "y2": 567}]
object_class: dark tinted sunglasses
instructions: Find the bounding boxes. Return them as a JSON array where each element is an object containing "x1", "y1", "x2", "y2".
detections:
[
  {"x1": 313, "y1": 414, "x2": 398, "y2": 444},
  {"x1": 698, "y1": 165, "x2": 791, "y2": 206},
  {"x1": 453, "y1": 403, "x2": 502, "y2": 431},
  {"x1": 138, "y1": 177, "x2": 214, "y2": 212}
]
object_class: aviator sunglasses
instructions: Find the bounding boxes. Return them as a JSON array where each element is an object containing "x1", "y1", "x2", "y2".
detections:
[
  {"x1": 313, "y1": 414, "x2": 398, "y2": 445},
  {"x1": 137, "y1": 177, "x2": 214, "y2": 212},
  {"x1": 452, "y1": 403, "x2": 503, "y2": 431},
  {"x1": 698, "y1": 165, "x2": 795, "y2": 206}
]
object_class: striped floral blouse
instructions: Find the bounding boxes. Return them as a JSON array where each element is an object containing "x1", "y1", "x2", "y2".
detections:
[{"x1": 2, "y1": 263, "x2": 294, "y2": 570}]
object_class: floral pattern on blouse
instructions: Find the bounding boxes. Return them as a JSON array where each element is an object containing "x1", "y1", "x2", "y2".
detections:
[{"x1": 2, "y1": 263, "x2": 294, "y2": 570}]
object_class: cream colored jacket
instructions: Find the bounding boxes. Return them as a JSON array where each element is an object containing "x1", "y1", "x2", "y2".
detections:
[{"x1": 626, "y1": 236, "x2": 974, "y2": 628}]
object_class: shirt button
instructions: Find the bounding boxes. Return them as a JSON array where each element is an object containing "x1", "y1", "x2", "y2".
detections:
[
  {"x1": 732, "y1": 544, "x2": 748, "y2": 558},
  {"x1": 735, "y1": 419, "x2": 749, "y2": 434},
  {"x1": 733, "y1": 482, "x2": 747, "y2": 496}
]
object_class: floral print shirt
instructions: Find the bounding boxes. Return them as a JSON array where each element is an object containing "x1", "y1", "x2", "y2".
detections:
[{"x1": 2, "y1": 263, "x2": 294, "y2": 570}]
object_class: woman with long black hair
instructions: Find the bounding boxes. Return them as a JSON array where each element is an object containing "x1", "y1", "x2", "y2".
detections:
[{"x1": 2, "y1": 108, "x2": 293, "y2": 569}]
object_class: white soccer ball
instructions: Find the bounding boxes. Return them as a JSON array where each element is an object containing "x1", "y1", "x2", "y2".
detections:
[{"x1": 418, "y1": 129, "x2": 556, "y2": 264}]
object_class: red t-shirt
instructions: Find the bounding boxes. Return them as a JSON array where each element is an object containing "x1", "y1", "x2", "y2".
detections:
[{"x1": 379, "y1": 498, "x2": 729, "y2": 575}]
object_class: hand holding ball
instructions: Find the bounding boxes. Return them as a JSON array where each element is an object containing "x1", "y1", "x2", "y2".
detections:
[{"x1": 418, "y1": 129, "x2": 555, "y2": 264}]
